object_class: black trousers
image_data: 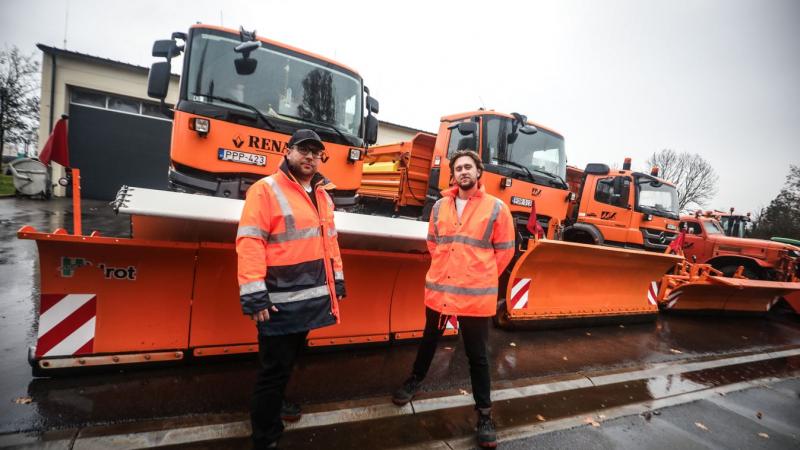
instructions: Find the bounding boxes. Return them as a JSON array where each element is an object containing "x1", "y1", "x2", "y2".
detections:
[
  {"x1": 251, "y1": 331, "x2": 308, "y2": 447},
  {"x1": 411, "y1": 307, "x2": 492, "y2": 409}
]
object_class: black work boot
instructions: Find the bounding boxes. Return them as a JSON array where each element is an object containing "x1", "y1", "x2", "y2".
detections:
[
  {"x1": 476, "y1": 409, "x2": 497, "y2": 448},
  {"x1": 280, "y1": 400, "x2": 302, "y2": 422},
  {"x1": 392, "y1": 375, "x2": 421, "y2": 406}
]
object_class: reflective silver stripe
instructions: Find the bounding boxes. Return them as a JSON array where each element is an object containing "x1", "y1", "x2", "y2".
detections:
[
  {"x1": 268, "y1": 226, "x2": 321, "y2": 243},
  {"x1": 435, "y1": 235, "x2": 492, "y2": 249},
  {"x1": 481, "y1": 199, "x2": 502, "y2": 242},
  {"x1": 425, "y1": 281, "x2": 498, "y2": 296},
  {"x1": 426, "y1": 234, "x2": 437, "y2": 242},
  {"x1": 493, "y1": 241, "x2": 515, "y2": 250},
  {"x1": 265, "y1": 177, "x2": 296, "y2": 231},
  {"x1": 327, "y1": 226, "x2": 337, "y2": 237},
  {"x1": 270, "y1": 285, "x2": 330, "y2": 304},
  {"x1": 432, "y1": 199, "x2": 444, "y2": 238},
  {"x1": 240, "y1": 280, "x2": 266, "y2": 296},
  {"x1": 334, "y1": 271, "x2": 344, "y2": 281},
  {"x1": 237, "y1": 225, "x2": 269, "y2": 241}
]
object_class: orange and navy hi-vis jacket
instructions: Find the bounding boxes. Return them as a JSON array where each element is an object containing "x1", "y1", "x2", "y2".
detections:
[
  {"x1": 237, "y1": 160, "x2": 345, "y2": 336},
  {"x1": 425, "y1": 183, "x2": 515, "y2": 317}
]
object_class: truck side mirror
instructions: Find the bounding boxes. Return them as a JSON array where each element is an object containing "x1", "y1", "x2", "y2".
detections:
[
  {"x1": 366, "y1": 97, "x2": 379, "y2": 114},
  {"x1": 365, "y1": 114, "x2": 378, "y2": 145},
  {"x1": 147, "y1": 61, "x2": 171, "y2": 100},
  {"x1": 234, "y1": 40, "x2": 261, "y2": 75},
  {"x1": 454, "y1": 121, "x2": 478, "y2": 135},
  {"x1": 152, "y1": 40, "x2": 182, "y2": 58}
]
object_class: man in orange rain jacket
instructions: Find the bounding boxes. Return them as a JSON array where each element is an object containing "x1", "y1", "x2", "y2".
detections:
[
  {"x1": 237, "y1": 129, "x2": 345, "y2": 449},
  {"x1": 392, "y1": 149, "x2": 515, "y2": 448}
]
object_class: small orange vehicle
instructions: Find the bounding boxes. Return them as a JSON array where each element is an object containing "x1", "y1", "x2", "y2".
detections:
[
  {"x1": 563, "y1": 159, "x2": 681, "y2": 252},
  {"x1": 146, "y1": 24, "x2": 379, "y2": 205},
  {"x1": 679, "y1": 212, "x2": 800, "y2": 282}
]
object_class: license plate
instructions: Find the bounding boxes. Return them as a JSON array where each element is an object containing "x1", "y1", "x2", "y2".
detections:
[
  {"x1": 217, "y1": 148, "x2": 266, "y2": 166},
  {"x1": 511, "y1": 196, "x2": 533, "y2": 208}
]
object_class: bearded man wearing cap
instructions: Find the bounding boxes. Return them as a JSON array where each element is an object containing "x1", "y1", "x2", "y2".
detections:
[{"x1": 237, "y1": 129, "x2": 347, "y2": 448}]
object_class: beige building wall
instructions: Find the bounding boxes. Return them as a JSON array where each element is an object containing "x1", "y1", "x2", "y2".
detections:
[
  {"x1": 38, "y1": 50, "x2": 179, "y2": 194},
  {"x1": 376, "y1": 122, "x2": 432, "y2": 146}
]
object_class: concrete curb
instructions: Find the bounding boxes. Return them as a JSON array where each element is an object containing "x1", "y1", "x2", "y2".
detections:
[{"x1": 2, "y1": 347, "x2": 799, "y2": 449}]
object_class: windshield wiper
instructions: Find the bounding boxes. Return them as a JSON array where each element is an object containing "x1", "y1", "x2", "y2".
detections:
[
  {"x1": 272, "y1": 112, "x2": 355, "y2": 146},
  {"x1": 192, "y1": 92, "x2": 276, "y2": 130},
  {"x1": 492, "y1": 157, "x2": 535, "y2": 180},
  {"x1": 529, "y1": 168, "x2": 568, "y2": 189}
]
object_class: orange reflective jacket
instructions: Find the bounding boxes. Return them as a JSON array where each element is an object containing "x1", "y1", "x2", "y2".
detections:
[
  {"x1": 425, "y1": 184, "x2": 515, "y2": 317},
  {"x1": 237, "y1": 161, "x2": 344, "y2": 336}
]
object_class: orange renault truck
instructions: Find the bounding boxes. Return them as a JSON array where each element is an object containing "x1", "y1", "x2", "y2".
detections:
[
  {"x1": 146, "y1": 24, "x2": 379, "y2": 205},
  {"x1": 562, "y1": 159, "x2": 681, "y2": 252}
]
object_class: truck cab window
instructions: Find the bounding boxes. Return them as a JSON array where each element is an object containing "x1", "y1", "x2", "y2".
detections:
[{"x1": 595, "y1": 176, "x2": 630, "y2": 208}]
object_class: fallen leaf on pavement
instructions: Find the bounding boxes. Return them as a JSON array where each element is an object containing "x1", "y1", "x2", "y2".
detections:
[
  {"x1": 619, "y1": 325, "x2": 625, "y2": 328},
  {"x1": 536, "y1": 414, "x2": 545, "y2": 421},
  {"x1": 459, "y1": 389, "x2": 468, "y2": 395},
  {"x1": 695, "y1": 422, "x2": 708, "y2": 431},
  {"x1": 562, "y1": 356, "x2": 569, "y2": 361},
  {"x1": 669, "y1": 348, "x2": 683, "y2": 354},
  {"x1": 585, "y1": 332, "x2": 592, "y2": 336},
  {"x1": 510, "y1": 342, "x2": 517, "y2": 347},
  {"x1": 758, "y1": 432, "x2": 769, "y2": 439},
  {"x1": 598, "y1": 414, "x2": 606, "y2": 419},
  {"x1": 444, "y1": 346, "x2": 453, "y2": 350},
  {"x1": 13, "y1": 397, "x2": 32, "y2": 405},
  {"x1": 756, "y1": 411, "x2": 763, "y2": 419},
  {"x1": 584, "y1": 417, "x2": 600, "y2": 427}
]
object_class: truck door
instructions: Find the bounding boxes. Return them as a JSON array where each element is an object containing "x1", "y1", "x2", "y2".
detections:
[
  {"x1": 680, "y1": 219, "x2": 706, "y2": 262},
  {"x1": 584, "y1": 176, "x2": 633, "y2": 245}
]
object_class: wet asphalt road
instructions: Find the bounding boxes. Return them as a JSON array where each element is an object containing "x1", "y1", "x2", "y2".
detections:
[{"x1": 1, "y1": 196, "x2": 800, "y2": 435}]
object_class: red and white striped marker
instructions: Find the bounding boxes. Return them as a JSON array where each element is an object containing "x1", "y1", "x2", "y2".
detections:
[
  {"x1": 647, "y1": 281, "x2": 659, "y2": 306},
  {"x1": 510, "y1": 278, "x2": 531, "y2": 310},
  {"x1": 445, "y1": 315, "x2": 458, "y2": 330},
  {"x1": 36, "y1": 294, "x2": 96, "y2": 358},
  {"x1": 665, "y1": 290, "x2": 682, "y2": 309}
]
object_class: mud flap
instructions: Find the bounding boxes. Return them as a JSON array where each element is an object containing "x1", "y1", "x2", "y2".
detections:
[
  {"x1": 659, "y1": 276, "x2": 800, "y2": 313},
  {"x1": 18, "y1": 227, "x2": 197, "y2": 370},
  {"x1": 504, "y1": 239, "x2": 682, "y2": 323}
]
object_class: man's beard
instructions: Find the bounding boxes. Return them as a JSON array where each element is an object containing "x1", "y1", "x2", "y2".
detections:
[
  {"x1": 288, "y1": 159, "x2": 315, "y2": 180},
  {"x1": 458, "y1": 177, "x2": 476, "y2": 190}
]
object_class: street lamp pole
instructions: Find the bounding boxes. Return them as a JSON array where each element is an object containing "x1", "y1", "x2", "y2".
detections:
[{"x1": 0, "y1": 87, "x2": 7, "y2": 159}]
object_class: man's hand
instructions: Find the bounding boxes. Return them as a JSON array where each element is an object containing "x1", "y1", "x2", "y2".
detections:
[{"x1": 251, "y1": 305, "x2": 279, "y2": 322}]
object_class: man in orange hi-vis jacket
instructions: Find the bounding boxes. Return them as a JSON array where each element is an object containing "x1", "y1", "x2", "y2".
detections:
[
  {"x1": 392, "y1": 149, "x2": 515, "y2": 449},
  {"x1": 237, "y1": 129, "x2": 345, "y2": 449}
]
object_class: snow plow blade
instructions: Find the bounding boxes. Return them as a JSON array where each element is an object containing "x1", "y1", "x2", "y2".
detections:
[
  {"x1": 658, "y1": 272, "x2": 800, "y2": 314},
  {"x1": 502, "y1": 239, "x2": 683, "y2": 325}
]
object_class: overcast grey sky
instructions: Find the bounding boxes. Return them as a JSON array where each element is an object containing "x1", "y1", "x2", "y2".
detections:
[{"x1": 1, "y1": 0, "x2": 798, "y2": 214}]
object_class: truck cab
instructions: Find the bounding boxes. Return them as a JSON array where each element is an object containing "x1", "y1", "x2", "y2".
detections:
[
  {"x1": 680, "y1": 214, "x2": 800, "y2": 280},
  {"x1": 147, "y1": 24, "x2": 379, "y2": 204},
  {"x1": 564, "y1": 160, "x2": 680, "y2": 251}
]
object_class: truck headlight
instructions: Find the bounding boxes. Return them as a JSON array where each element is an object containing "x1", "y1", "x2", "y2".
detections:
[{"x1": 348, "y1": 148, "x2": 362, "y2": 163}]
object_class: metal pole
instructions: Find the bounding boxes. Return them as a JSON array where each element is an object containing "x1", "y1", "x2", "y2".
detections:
[
  {"x1": 0, "y1": 87, "x2": 6, "y2": 160},
  {"x1": 72, "y1": 168, "x2": 82, "y2": 235}
]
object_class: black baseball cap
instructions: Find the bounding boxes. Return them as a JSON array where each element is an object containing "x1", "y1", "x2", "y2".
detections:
[{"x1": 287, "y1": 129, "x2": 325, "y2": 150}]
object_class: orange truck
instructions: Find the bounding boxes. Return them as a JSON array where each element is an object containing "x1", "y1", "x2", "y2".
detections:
[
  {"x1": 359, "y1": 111, "x2": 682, "y2": 327},
  {"x1": 146, "y1": 24, "x2": 379, "y2": 205},
  {"x1": 359, "y1": 110, "x2": 574, "y2": 240},
  {"x1": 679, "y1": 212, "x2": 800, "y2": 282},
  {"x1": 562, "y1": 159, "x2": 680, "y2": 252}
]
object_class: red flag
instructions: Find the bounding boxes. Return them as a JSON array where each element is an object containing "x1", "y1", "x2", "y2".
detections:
[
  {"x1": 39, "y1": 116, "x2": 70, "y2": 167},
  {"x1": 526, "y1": 200, "x2": 545, "y2": 239},
  {"x1": 668, "y1": 230, "x2": 687, "y2": 254}
]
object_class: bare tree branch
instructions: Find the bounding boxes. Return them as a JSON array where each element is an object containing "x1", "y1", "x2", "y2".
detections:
[{"x1": 646, "y1": 149, "x2": 718, "y2": 212}]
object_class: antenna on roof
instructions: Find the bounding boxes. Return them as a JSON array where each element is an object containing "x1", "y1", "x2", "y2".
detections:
[
  {"x1": 63, "y1": 0, "x2": 70, "y2": 48},
  {"x1": 478, "y1": 96, "x2": 485, "y2": 109}
]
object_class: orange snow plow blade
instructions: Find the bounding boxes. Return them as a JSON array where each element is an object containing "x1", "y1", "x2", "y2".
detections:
[
  {"x1": 503, "y1": 239, "x2": 682, "y2": 325},
  {"x1": 18, "y1": 226, "x2": 197, "y2": 371},
  {"x1": 658, "y1": 264, "x2": 800, "y2": 313}
]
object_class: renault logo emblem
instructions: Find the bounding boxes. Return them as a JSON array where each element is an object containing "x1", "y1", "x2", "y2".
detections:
[{"x1": 232, "y1": 135, "x2": 244, "y2": 148}]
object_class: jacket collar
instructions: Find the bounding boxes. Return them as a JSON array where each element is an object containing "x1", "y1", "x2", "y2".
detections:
[
  {"x1": 278, "y1": 159, "x2": 336, "y2": 190},
  {"x1": 441, "y1": 181, "x2": 486, "y2": 199}
]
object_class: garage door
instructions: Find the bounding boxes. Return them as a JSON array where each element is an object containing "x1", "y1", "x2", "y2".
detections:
[{"x1": 67, "y1": 88, "x2": 172, "y2": 200}]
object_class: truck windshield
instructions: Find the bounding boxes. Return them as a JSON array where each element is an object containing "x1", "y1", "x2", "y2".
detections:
[
  {"x1": 484, "y1": 116, "x2": 567, "y2": 181},
  {"x1": 185, "y1": 30, "x2": 363, "y2": 138},
  {"x1": 636, "y1": 177, "x2": 679, "y2": 216},
  {"x1": 703, "y1": 219, "x2": 725, "y2": 235}
]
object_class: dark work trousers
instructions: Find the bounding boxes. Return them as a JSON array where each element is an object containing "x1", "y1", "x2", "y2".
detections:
[
  {"x1": 251, "y1": 331, "x2": 308, "y2": 447},
  {"x1": 411, "y1": 306, "x2": 491, "y2": 409}
]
